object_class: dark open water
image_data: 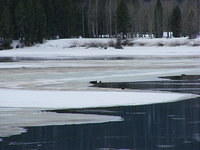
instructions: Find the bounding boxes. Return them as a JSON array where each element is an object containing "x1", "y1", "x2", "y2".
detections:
[{"x1": 0, "y1": 79, "x2": 200, "y2": 150}]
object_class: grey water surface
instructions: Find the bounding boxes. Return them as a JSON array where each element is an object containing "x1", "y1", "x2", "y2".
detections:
[{"x1": 0, "y1": 97, "x2": 199, "y2": 150}]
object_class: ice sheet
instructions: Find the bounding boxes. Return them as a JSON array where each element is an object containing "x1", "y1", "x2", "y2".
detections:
[
  {"x1": 0, "y1": 108, "x2": 122, "y2": 137},
  {"x1": 0, "y1": 89, "x2": 197, "y2": 109}
]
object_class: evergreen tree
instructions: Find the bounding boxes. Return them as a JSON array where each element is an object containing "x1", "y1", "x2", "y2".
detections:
[
  {"x1": 0, "y1": 6, "x2": 13, "y2": 40},
  {"x1": 116, "y1": 0, "x2": 130, "y2": 38},
  {"x1": 186, "y1": 9, "x2": 197, "y2": 38},
  {"x1": 8, "y1": 0, "x2": 18, "y2": 39},
  {"x1": 33, "y1": 0, "x2": 47, "y2": 43},
  {"x1": 0, "y1": 0, "x2": 6, "y2": 22},
  {"x1": 22, "y1": 0, "x2": 35, "y2": 45},
  {"x1": 15, "y1": 0, "x2": 26, "y2": 41},
  {"x1": 170, "y1": 6, "x2": 182, "y2": 37},
  {"x1": 0, "y1": 0, "x2": 200, "y2": 45},
  {"x1": 154, "y1": 0, "x2": 163, "y2": 38},
  {"x1": 41, "y1": 0, "x2": 54, "y2": 38},
  {"x1": 15, "y1": 0, "x2": 47, "y2": 45}
]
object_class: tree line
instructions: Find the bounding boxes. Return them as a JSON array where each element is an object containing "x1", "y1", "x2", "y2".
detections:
[{"x1": 0, "y1": 0, "x2": 199, "y2": 46}]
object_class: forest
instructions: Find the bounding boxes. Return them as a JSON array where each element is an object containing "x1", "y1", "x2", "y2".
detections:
[{"x1": 0, "y1": 0, "x2": 199, "y2": 46}]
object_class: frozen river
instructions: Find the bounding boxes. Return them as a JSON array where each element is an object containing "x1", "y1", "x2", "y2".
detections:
[
  {"x1": 0, "y1": 43, "x2": 200, "y2": 149},
  {"x1": 0, "y1": 56, "x2": 200, "y2": 90}
]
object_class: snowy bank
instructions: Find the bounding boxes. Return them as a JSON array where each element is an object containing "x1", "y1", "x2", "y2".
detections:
[
  {"x1": 0, "y1": 38, "x2": 199, "y2": 61},
  {"x1": 10, "y1": 37, "x2": 200, "y2": 49},
  {"x1": 132, "y1": 37, "x2": 200, "y2": 47},
  {"x1": 0, "y1": 89, "x2": 198, "y2": 109}
]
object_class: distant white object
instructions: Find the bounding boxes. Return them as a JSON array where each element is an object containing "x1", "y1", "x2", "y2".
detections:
[
  {"x1": 163, "y1": 32, "x2": 173, "y2": 38},
  {"x1": 56, "y1": 35, "x2": 60, "y2": 39},
  {"x1": 163, "y1": 32, "x2": 168, "y2": 38}
]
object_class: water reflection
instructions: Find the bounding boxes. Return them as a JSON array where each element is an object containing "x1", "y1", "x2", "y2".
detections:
[{"x1": 0, "y1": 97, "x2": 199, "y2": 150}]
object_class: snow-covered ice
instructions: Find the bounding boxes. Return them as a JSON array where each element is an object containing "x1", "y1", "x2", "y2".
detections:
[
  {"x1": 0, "y1": 89, "x2": 198, "y2": 137},
  {"x1": 0, "y1": 89, "x2": 197, "y2": 109},
  {"x1": 0, "y1": 58, "x2": 199, "y2": 90},
  {"x1": 0, "y1": 38, "x2": 199, "y2": 102},
  {"x1": 0, "y1": 108, "x2": 122, "y2": 137}
]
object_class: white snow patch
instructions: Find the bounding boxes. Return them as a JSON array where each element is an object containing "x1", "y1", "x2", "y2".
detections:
[
  {"x1": 0, "y1": 108, "x2": 122, "y2": 137},
  {"x1": 0, "y1": 89, "x2": 197, "y2": 109}
]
